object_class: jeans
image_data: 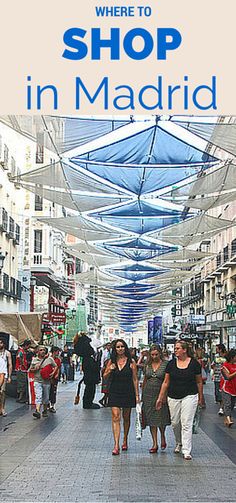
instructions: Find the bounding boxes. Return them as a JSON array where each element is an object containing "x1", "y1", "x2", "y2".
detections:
[
  {"x1": 61, "y1": 363, "x2": 70, "y2": 380},
  {"x1": 168, "y1": 394, "x2": 198, "y2": 456},
  {"x1": 34, "y1": 382, "x2": 50, "y2": 406}
]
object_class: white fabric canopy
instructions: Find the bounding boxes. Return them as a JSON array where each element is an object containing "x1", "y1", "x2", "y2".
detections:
[
  {"x1": 165, "y1": 163, "x2": 236, "y2": 198},
  {"x1": 150, "y1": 214, "x2": 235, "y2": 247},
  {"x1": 38, "y1": 215, "x2": 130, "y2": 241},
  {"x1": 152, "y1": 249, "x2": 215, "y2": 261},
  {"x1": 65, "y1": 242, "x2": 115, "y2": 257},
  {"x1": 167, "y1": 191, "x2": 236, "y2": 211}
]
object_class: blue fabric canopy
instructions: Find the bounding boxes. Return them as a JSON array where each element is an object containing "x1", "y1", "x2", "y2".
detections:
[
  {"x1": 113, "y1": 282, "x2": 157, "y2": 292},
  {"x1": 91, "y1": 200, "x2": 189, "y2": 234},
  {"x1": 70, "y1": 123, "x2": 218, "y2": 194},
  {"x1": 107, "y1": 263, "x2": 168, "y2": 282},
  {"x1": 97, "y1": 237, "x2": 174, "y2": 261},
  {"x1": 115, "y1": 292, "x2": 161, "y2": 301}
]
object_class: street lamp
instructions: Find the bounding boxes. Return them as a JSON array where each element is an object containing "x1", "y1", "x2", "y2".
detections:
[
  {"x1": 216, "y1": 281, "x2": 223, "y2": 297},
  {"x1": 189, "y1": 306, "x2": 195, "y2": 315},
  {"x1": 216, "y1": 281, "x2": 236, "y2": 300}
]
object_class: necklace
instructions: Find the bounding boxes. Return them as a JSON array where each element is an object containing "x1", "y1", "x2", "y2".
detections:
[{"x1": 117, "y1": 357, "x2": 127, "y2": 370}]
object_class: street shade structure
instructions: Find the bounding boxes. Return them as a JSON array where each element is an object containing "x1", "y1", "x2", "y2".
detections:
[{"x1": 6, "y1": 115, "x2": 236, "y2": 329}]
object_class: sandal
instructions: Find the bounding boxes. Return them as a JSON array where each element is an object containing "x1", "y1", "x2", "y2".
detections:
[
  {"x1": 161, "y1": 441, "x2": 167, "y2": 451},
  {"x1": 112, "y1": 448, "x2": 120, "y2": 456},
  {"x1": 122, "y1": 443, "x2": 128, "y2": 451},
  {"x1": 149, "y1": 447, "x2": 158, "y2": 453}
]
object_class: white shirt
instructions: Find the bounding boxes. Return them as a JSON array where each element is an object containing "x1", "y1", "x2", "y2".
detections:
[{"x1": 0, "y1": 350, "x2": 10, "y2": 377}]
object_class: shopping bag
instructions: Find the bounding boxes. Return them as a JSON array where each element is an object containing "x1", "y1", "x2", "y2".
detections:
[
  {"x1": 135, "y1": 403, "x2": 142, "y2": 440},
  {"x1": 192, "y1": 405, "x2": 201, "y2": 434}
]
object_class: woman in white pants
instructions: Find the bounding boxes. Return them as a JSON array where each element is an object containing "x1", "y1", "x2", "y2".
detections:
[{"x1": 156, "y1": 341, "x2": 203, "y2": 460}]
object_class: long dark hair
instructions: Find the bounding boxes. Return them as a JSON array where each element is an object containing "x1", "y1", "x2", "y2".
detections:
[{"x1": 110, "y1": 339, "x2": 132, "y2": 365}]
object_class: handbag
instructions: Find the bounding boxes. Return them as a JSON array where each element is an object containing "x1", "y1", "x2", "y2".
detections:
[
  {"x1": 39, "y1": 360, "x2": 54, "y2": 380},
  {"x1": 135, "y1": 403, "x2": 142, "y2": 440},
  {"x1": 192, "y1": 405, "x2": 201, "y2": 434}
]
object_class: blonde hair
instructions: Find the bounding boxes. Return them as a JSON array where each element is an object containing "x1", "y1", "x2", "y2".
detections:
[
  {"x1": 146, "y1": 344, "x2": 163, "y2": 365},
  {"x1": 175, "y1": 340, "x2": 194, "y2": 358}
]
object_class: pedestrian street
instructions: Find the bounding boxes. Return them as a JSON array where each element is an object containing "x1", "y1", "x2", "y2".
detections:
[{"x1": 0, "y1": 379, "x2": 235, "y2": 503}]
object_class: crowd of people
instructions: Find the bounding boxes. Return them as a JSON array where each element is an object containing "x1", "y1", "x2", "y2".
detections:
[{"x1": 0, "y1": 335, "x2": 235, "y2": 461}]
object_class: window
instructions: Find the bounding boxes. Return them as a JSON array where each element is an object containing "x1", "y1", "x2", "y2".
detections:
[
  {"x1": 10, "y1": 277, "x2": 16, "y2": 296},
  {"x1": 16, "y1": 280, "x2": 22, "y2": 299},
  {"x1": 15, "y1": 224, "x2": 20, "y2": 245},
  {"x1": 75, "y1": 258, "x2": 82, "y2": 274},
  {"x1": 8, "y1": 217, "x2": 15, "y2": 238},
  {"x1": 223, "y1": 245, "x2": 229, "y2": 262},
  {"x1": 11, "y1": 156, "x2": 16, "y2": 177},
  {"x1": 231, "y1": 239, "x2": 236, "y2": 257},
  {"x1": 35, "y1": 194, "x2": 43, "y2": 211},
  {"x1": 36, "y1": 132, "x2": 44, "y2": 163},
  {"x1": 4, "y1": 144, "x2": 9, "y2": 166},
  {"x1": 34, "y1": 229, "x2": 42, "y2": 253},
  {"x1": 3, "y1": 273, "x2": 9, "y2": 292}
]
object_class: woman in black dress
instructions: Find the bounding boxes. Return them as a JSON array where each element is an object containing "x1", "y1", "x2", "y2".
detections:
[{"x1": 104, "y1": 339, "x2": 140, "y2": 455}]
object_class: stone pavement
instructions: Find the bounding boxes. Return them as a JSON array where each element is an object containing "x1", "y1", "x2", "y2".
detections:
[{"x1": 0, "y1": 379, "x2": 235, "y2": 503}]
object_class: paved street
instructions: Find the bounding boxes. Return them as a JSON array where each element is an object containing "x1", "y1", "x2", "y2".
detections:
[{"x1": 0, "y1": 378, "x2": 236, "y2": 503}]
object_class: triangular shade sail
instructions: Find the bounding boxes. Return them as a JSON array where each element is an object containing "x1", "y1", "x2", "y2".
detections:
[
  {"x1": 164, "y1": 191, "x2": 236, "y2": 211},
  {"x1": 73, "y1": 269, "x2": 129, "y2": 286},
  {"x1": 0, "y1": 116, "x2": 130, "y2": 154},
  {"x1": 65, "y1": 242, "x2": 116, "y2": 258},
  {"x1": 60, "y1": 116, "x2": 131, "y2": 153},
  {"x1": 37, "y1": 216, "x2": 130, "y2": 241},
  {"x1": 160, "y1": 163, "x2": 236, "y2": 211},
  {"x1": 112, "y1": 282, "x2": 157, "y2": 292},
  {"x1": 14, "y1": 161, "x2": 133, "y2": 212},
  {"x1": 173, "y1": 118, "x2": 236, "y2": 157},
  {"x1": 106, "y1": 263, "x2": 169, "y2": 282},
  {"x1": 20, "y1": 183, "x2": 130, "y2": 213},
  {"x1": 90, "y1": 200, "x2": 189, "y2": 234},
  {"x1": 15, "y1": 161, "x2": 131, "y2": 195},
  {"x1": 65, "y1": 250, "x2": 126, "y2": 268},
  {"x1": 70, "y1": 121, "x2": 218, "y2": 195},
  {"x1": 154, "y1": 249, "x2": 215, "y2": 261},
  {"x1": 149, "y1": 214, "x2": 235, "y2": 247},
  {"x1": 165, "y1": 163, "x2": 236, "y2": 199},
  {"x1": 72, "y1": 122, "x2": 217, "y2": 166},
  {"x1": 97, "y1": 237, "x2": 174, "y2": 261}
]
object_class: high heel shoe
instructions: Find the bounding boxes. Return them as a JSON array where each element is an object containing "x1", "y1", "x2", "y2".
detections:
[
  {"x1": 224, "y1": 416, "x2": 234, "y2": 427},
  {"x1": 112, "y1": 448, "x2": 120, "y2": 456},
  {"x1": 149, "y1": 447, "x2": 158, "y2": 453},
  {"x1": 161, "y1": 441, "x2": 167, "y2": 451},
  {"x1": 122, "y1": 443, "x2": 128, "y2": 451}
]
